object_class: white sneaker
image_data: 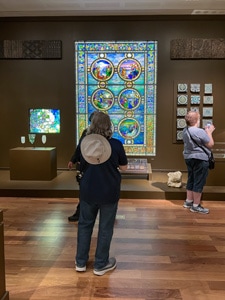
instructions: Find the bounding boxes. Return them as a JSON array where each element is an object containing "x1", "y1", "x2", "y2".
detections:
[
  {"x1": 93, "y1": 257, "x2": 117, "y2": 276},
  {"x1": 190, "y1": 205, "x2": 209, "y2": 214},
  {"x1": 183, "y1": 201, "x2": 193, "y2": 208},
  {"x1": 75, "y1": 262, "x2": 86, "y2": 272}
]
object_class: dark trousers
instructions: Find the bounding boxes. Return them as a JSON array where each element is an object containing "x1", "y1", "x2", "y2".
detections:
[{"x1": 75, "y1": 200, "x2": 118, "y2": 269}]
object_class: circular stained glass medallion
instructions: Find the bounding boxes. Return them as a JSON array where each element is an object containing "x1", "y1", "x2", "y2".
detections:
[
  {"x1": 118, "y1": 58, "x2": 141, "y2": 81},
  {"x1": 91, "y1": 89, "x2": 114, "y2": 111},
  {"x1": 118, "y1": 118, "x2": 140, "y2": 139},
  {"x1": 118, "y1": 89, "x2": 141, "y2": 110},
  {"x1": 91, "y1": 58, "x2": 114, "y2": 81}
]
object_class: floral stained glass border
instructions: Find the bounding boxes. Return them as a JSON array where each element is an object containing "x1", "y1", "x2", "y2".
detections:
[{"x1": 75, "y1": 41, "x2": 157, "y2": 156}]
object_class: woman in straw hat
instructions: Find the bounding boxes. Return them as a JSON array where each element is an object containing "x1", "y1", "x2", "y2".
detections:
[{"x1": 75, "y1": 111, "x2": 128, "y2": 276}]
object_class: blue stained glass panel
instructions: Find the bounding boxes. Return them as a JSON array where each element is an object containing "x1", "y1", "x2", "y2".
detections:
[{"x1": 75, "y1": 40, "x2": 157, "y2": 156}]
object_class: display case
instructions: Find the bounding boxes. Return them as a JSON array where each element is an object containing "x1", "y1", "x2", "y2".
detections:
[
  {"x1": 120, "y1": 158, "x2": 152, "y2": 180},
  {"x1": 10, "y1": 147, "x2": 57, "y2": 180}
]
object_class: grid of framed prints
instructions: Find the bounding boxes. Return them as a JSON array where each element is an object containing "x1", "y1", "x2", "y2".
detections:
[{"x1": 174, "y1": 81, "x2": 213, "y2": 142}]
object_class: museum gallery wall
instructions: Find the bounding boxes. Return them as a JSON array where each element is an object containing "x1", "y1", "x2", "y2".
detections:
[{"x1": 0, "y1": 16, "x2": 225, "y2": 185}]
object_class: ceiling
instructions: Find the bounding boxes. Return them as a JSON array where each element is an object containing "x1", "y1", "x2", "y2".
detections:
[{"x1": 0, "y1": 0, "x2": 225, "y2": 18}]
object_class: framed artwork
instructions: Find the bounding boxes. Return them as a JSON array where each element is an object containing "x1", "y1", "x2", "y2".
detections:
[
  {"x1": 190, "y1": 83, "x2": 200, "y2": 93},
  {"x1": 177, "y1": 107, "x2": 187, "y2": 116},
  {"x1": 75, "y1": 41, "x2": 158, "y2": 156},
  {"x1": 176, "y1": 130, "x2": 183, "y2": 141},
  {"x1": 202, "y1": 119, "x2": 213, "y2": 128},
  {"x1": 29, "y1": 108, "x2": 60, "y2": 134},
  {"x1": 203, "y1": 95, "x2": 213, "y2": 104},
  {"x1": 177, "y1": 83, "x2": 188, "y2": 92},
  {"x1": 191, "y1": 95, "x2": 201, "y2": 105},
  {"x1": 177, "y1": 94, "x2": 188, "y2": 105},
  {"x1": 204, "y1": 83, "x2": 212, "y2": 94},
  {"x1": 177, "y1": 118, "x2": 186, "y2": 128},
  {"x1": 203, "y1": 107, "x2": 213, "y2": 117},
  {"x1": 190, "y1": 107, "x2": 199, "y2": 112}
]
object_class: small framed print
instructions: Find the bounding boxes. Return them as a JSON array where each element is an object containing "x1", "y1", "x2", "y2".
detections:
[
  {"x1": 177, "y1": 118, "x2": 186, "y2": 128},
  {"x1": 190, "y1": 83, "x2": 200, "y2": 93},
  {"x1": 177, "y1": 94, "x2": 188, "y2": 105},
  {"x1": 203, "y1": 107, "x2": 213, "y2": 117},
  {"x1": 202, "y1": 119, "x2": 213, "y2": 128},
  {"x1": 190, "y1": 106, "x2": 199, "y2": 112},
  {"x1": 177, "y1": 130, "x2": 183, "y2": 141},
  {"x1": 203, "y1": 95, "x2": 213, "y2": 104},
  {"x1": 191, "y1": 95, "x2": 201, "y2": 105},
  {"x1": 177, "y1": 107, "x2": 187, "y2": 116},
  {"x1": 177, "y1": 83, "x2": 188, "y2": 92},
  {"x1": 204, "y1": 83, "x2": 212, "y2": 94}
]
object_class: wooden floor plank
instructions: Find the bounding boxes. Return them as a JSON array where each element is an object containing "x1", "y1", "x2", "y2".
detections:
[{"x1": 1, "y1": 197, "x2": 225, "y2": 299}]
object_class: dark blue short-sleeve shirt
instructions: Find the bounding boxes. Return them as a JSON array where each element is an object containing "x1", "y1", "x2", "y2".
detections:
[{"x1": 79, "y1": 137, "x2": 127, "y2": 205}]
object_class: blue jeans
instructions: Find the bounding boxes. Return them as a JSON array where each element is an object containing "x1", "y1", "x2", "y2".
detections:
[
  {"x1": 75, "y1": 200, "x2": 118, "y2": 269},
  {"x1": 185, "y1": 158, "x2": 209, "y2": 193}
]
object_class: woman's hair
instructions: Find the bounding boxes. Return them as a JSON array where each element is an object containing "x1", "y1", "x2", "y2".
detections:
[
  {"x1": 88, "y1": 111, "x2": 97, "y2": 122},
  {"x1": 87, "y1": 111, "x2": 112, "y2": 139},
  {"x1": 185, "y1": 111, "x2": 200, "y2": 126}
]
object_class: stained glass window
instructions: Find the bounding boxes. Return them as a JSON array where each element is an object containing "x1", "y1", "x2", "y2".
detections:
[{"x1": 75, "y1": 40, "x2": 157, "y2": 156}]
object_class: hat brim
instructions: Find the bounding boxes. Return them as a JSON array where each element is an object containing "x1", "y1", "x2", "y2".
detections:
[{"x1": 81, "y1": 134, "x2": 112, "y2": 165}]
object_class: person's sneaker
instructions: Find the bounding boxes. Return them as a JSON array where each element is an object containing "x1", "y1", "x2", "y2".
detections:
[
  {"x1": 93, "y1": 257, "x2": 117, "y2": 276},
  {"x1": 183, "y1": 201, "x2": 193, "y2": 208},
  {"x1": 190, "y1": 205, "x2": 209, "y2": 214},
  {"x1": 68, "y1": 213, "x2": 79, "y2": 222},
  {"x1": 75, "y1": 263, "x2": 86, "y2": 272}
]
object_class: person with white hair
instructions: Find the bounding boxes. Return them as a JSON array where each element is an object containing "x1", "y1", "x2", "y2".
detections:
[
  {"x1": 75, "y1": 111, "x2": 128, "y2": 276},
  {"x1": 182, "y1": 111, "x2": 215, "y2": 214}
]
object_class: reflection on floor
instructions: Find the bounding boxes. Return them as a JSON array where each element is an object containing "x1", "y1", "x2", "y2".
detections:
[
  {"x1": 2, "y1": 198, "x2": 225, "y2": 299},
  {"x1": 0, "y1": 170, "x2": 224, "y2": 200}
]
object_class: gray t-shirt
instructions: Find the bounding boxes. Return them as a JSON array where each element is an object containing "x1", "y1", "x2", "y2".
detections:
[{"x1": 183, "y1": 126, "x2": 210, "y2": 160}]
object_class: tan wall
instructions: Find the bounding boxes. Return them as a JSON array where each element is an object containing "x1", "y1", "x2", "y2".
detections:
[{"x1": 0, "y1": 16, "x2": 225, "y2": 185}]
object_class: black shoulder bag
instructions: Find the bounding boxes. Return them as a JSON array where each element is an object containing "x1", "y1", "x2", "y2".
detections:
[{"x1": 187, "y1": 127, "x2": 215, "y2": 170}]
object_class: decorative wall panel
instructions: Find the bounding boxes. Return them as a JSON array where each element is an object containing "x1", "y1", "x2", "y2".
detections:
[
  {"x1": 173, "y1": 81, "x2": 214, "y2": 142},
  {"x1": 0, "y1": 40, "x2": 62, "y2": 59},
  {"x1": 171, "y1": 38, "x2": 225, "y2": 59}
]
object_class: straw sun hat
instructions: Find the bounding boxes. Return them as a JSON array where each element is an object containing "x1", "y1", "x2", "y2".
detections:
[{"x1": 80, "y1": 134, "x2": 112, "y2": 164}]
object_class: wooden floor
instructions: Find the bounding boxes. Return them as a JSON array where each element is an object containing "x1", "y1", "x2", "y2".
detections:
[{"x1": 1, "y1": 197, "x2": 225, "y2": 300}]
